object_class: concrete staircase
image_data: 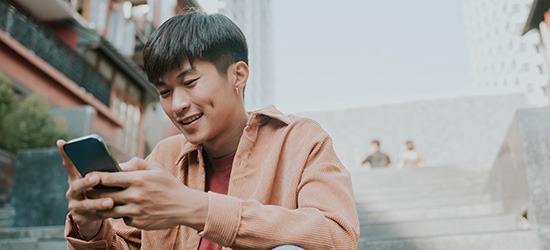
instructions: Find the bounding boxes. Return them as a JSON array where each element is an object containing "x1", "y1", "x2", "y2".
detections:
[
  {"x1": 0, "y1": 165, "x2": 540, "y2": 249},
  {"x1": 0, "y1": 204, "x2": 66, "y2": 250},
  {"x1": 352, "y1": 166, "x2": 540, "y2": 250}
]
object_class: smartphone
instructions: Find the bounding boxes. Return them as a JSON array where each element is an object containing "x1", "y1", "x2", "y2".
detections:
[{"x1": 63, "y1": 134, "x2": 121, "y2": 188}]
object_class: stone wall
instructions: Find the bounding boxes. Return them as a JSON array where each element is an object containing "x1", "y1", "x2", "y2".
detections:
[
  {"x1": 10, "y1": 148, "x2": 68, "y2": 227},
  {"x1": 297, "y1": 93, "x2": 530, "y2": 168},
  {"x1": 484, "y1": 105, "x2": 550, "y2": 249},
  {"x1": 0, "y1": 148, "x2": 15, "y2": 205}
]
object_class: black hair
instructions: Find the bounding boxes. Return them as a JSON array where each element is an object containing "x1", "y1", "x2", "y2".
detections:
[
  {"x1": 143, "y1": 11, "x2": 248, "y2": 84},
  {"x1": 371, "y1": 140, "x2": 380, "y2": 146}
]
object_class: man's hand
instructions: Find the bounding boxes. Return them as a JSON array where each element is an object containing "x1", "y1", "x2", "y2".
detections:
[
  {"x1": 86, "y1": 157, "x2": 209, "y2": 231},
  {"x1": 57, "y1": 140, "x2": 111, "y2": 240}
]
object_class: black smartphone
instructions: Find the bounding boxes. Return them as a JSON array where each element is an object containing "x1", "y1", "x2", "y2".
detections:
[{"x1": 63, "y1": 134, "x2": 121, "y2": 188}]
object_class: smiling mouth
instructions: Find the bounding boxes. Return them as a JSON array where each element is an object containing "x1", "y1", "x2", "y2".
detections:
[{"x1": 180, "y1": 114, "x2": 203, "y2": 125}]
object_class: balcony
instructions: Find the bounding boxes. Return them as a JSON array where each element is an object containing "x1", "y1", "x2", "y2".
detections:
[{"x1": 0, "y1": 0, "x2": 112, "y2": 106}]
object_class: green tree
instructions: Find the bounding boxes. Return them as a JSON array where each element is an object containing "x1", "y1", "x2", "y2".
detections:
[
  {"x1": 0, "y1": 75, "x2": 72, "y2": 153},
  {"x1": 0, "y1": 73, "x2": 17, "y2": 119}
]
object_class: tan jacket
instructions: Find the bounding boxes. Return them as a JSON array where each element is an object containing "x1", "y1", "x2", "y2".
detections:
[{"x1": 65, "y1": 106, "x2": 359, "y2": 250}]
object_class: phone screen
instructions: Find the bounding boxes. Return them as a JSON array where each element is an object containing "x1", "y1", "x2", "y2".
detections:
[{"x1": 63, "y1": 134, "x2": 121, "y2": 177}]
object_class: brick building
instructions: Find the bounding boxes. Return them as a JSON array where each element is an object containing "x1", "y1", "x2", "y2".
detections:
[{"x1": 0, "y1": 0, "x2": 199, "y2": 160}]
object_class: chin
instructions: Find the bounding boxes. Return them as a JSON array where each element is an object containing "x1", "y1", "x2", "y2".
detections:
[{"x1": 180, "y1": 133, "x2": 207, "y2": 145}]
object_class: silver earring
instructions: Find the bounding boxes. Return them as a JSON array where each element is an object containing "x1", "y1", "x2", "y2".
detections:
[{"x1": 235, "y1": 87, "x2": 239, "y2": 95}]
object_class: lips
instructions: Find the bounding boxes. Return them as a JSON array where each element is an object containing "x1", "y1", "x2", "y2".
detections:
[{"x1": 180, "y1": 113, "x2": 203, "y2": 125}]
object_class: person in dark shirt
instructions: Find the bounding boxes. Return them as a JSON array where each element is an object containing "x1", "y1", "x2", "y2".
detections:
[{"x1": 362, "y1": 140, "x2": 392, "y2": 168}]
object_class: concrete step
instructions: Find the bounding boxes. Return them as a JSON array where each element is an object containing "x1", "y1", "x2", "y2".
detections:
[
  {"x1": 354, "y1": 187, "x2": 489, "y2": 203},
  {"x1": 353, "y1": 181, "x2": 486, "y2": 198},
  {"x1": 352, "y1": 178, "x2": 486, "y2": 189},
  {"x1": 358, "y1": 230, "x2": 539, "y2": 250},
  {"x1": 351, "y1": 165, "x2": 490, "y2": 174},
  {"x1": 0, "y1": 205, "x2": 9, "y2": 229},
  {"x1": 352, "y1": 172, "x2": 487, "y2": 185},
  {"x1": 351, "y1": 169, "x2": 490, "y2": 190},
  {"x1": 0, "y1": 226, "x2": 65, "y2": 240},
  {"x1": 358, "y1": 201, "x2": 505, "y2": 223},
  {"x1": 350, "y1": 166, "x2": 490, "y2": 180},
  {"x1": 352, "y1": 172, "x2": 488, "y2": 183},
  {"x1": 355, "y1": 192, "x2": 492, "y2": 212},
  {"x1": 360, "y1": 214, "x2": 526, "y2": 240},
  {"x1": 0, "y1": 238, "x2": 67, "y2": 250},
  {"x1": 0, "y1": 226, "x2": 66, "y2": 250}
]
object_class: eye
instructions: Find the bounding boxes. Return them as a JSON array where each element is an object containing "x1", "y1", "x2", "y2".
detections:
[
  {"x1": 183, "y1": 78, "x2": 199, "y2": 86},
  {"x1": 158, "y1": 89, "x2": 171, "y2": 97}
]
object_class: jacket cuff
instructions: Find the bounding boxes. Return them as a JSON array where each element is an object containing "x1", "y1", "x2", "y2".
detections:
[
  {"x1": 65, "y1": 213, "x2": 110, "y2": 249},
  {"x1": 200, "y1": 192, "x2": 242, "y2": 247}
]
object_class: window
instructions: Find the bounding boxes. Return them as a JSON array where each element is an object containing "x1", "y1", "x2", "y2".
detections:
[
  {"x1": 87, "y1": 0, "x2": 109, "y2": 34},
  {"x1": 98, "y1": 59, "x2": 114, "y2": 81},
  {"x1": 111, "y1": 73, "x2": 142, "y2": 157},
  {"x1": 83, "y1": 50, "x2": 98, "y2": 67},
  {"x1": 521, "y1": 63, "x2": 530, "y2": 72}
]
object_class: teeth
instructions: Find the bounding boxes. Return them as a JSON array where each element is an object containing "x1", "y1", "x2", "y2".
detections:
[{"x1": 182, "y1": 114, "x2": 201, "y2": 124}]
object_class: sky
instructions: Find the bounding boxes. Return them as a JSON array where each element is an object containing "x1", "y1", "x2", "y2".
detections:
[{"x1": 271, "y1": 0, "x2": 473, "y2": 111}]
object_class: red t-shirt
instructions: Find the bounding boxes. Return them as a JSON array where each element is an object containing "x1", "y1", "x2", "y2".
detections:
[{"x1": 197, "y1": 152, "x2": 235, "y2": 250}]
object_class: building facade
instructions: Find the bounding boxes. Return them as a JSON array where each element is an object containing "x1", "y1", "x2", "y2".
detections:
[
  {"x1": 462, "y1": 0, "x2": 549, "y2": 104},
  {"x1": 0, "y1": 0, "x2": 197, "y2": 160},
  {"x1": 523, "y1": 0, "x2": 550, "y2": 97},
  {"x1": 209, "y1": 0, "x2": 274, "y2": 111}
]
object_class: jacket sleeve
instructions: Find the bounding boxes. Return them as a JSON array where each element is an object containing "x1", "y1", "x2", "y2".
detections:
[
  {"x1": 200, "y1": 127, "x2": 360, "y2": 250},
  {"x1": 65, "y1": 214, "x2": 141, "y2": 250}
]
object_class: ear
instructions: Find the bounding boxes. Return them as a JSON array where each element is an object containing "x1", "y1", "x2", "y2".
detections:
[{"x1": 233, "y1": 61, "x2": 249, "y2": 91}]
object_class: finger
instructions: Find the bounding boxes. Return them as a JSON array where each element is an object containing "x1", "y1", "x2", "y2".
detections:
[
  {"x1": 93, "y1": 164, "x2": 165, "y2": 191},
  {"x1": 67, "y1": 175, "x2": 101, "y2": 200},
  {"x1": 120, "y1": 157, "x2": 160, "y2": 172},
  {"x1": 70, "y1": 197, "x2": 114, "y2": 213},
  {"x1": 85, "y1": 188, "x2": 124, "y2": 200},
  {"x1": 96, "y1": 203, "x2": 137, "y2": 219},
  {"x1": 90, "y1": 171, "x2": 139, "y2": 189},
  {"x1": 57, "y1": 140, "x2": 82, "y2": 181}
]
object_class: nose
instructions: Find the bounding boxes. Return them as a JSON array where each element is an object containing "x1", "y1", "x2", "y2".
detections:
[{"x1": 171, "y1": 88, "x2": 191, "y2": 116}]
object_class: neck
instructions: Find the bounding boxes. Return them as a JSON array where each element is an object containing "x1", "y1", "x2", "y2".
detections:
[{"x1": 203, "y1": 110, "x2": 249, "y2": 159}]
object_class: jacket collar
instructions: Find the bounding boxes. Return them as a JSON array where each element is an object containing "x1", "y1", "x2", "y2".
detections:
[
  {"x1": 247, "y1": 105, "x2": 290, "y2": 127},
  {"x1": 175, "y1": 105, "x2": 289, "y2": 164}
]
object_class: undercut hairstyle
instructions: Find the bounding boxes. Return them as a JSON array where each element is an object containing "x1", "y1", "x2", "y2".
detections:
[{"x1": 143, "y1": 11, "x2": 248, "y2": 84}]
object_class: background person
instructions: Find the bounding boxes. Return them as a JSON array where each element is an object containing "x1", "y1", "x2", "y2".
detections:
[
  {"x1": 361, "y1": 140, "x2": 391, "y2": 168},
  {"x1": 396, "y1": 140, "x2": 423, "y2": 168}
]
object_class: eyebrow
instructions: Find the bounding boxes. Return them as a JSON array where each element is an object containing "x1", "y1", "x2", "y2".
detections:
[
  {"x1": 153, "y1": 66, "x2": 196, "y2": 86},
  {"x1": 176, "y1": 66, "x2": 196, "y2": 79}
]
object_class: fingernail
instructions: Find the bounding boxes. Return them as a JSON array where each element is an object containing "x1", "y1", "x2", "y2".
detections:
[
  {"x1": 101, "y1": 199, "x2": 111, "y2": 208},
  {"x1": 88, "y1": 175, "x2": 99, "y2": 184}
]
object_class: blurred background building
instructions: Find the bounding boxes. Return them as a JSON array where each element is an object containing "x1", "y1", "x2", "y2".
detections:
[
  {"x1": 0, "y1": 0, "x2": 273, "y2": 160},
  {"x1": 462, "y1": 0, "x2": 549, "y2": 105},
  {"x1": 523, "y1": 0, "x2": 550, "y2": 88},
  {"x1": 221, "y1": 0, "x2": 274, "y2": 111}
]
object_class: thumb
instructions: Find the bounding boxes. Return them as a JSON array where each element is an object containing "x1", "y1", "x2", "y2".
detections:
[{"x1": 57, "y1": 139, "x2": 82, "y2": 182}]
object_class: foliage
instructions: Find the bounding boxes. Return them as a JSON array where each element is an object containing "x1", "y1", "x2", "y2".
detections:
[
  {"x1": 0, "y1": 74, "x2": 72, "y2": 153},
  {"x1": 0, "y1": 73, "x2": 17, "y2": 119}
]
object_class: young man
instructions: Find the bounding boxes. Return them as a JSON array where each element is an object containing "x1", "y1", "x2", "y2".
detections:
[
  {"x1": 396, "y1": 140, "x2": 423, "y2": 168},
  {"x1": 58, "y1": 11, "x2": 359, "y2": 250},
  {"x1": 362, "y1": 140, "x2": 391, "y2": 168}
]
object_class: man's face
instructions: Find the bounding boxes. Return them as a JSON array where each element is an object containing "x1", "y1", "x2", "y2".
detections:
[
  {"x1": 370, "y1": 143, "x2": 380, "y2": 153},
  {"x1": 155, "y1": 59, "x2": 243, "y2": 146}
]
